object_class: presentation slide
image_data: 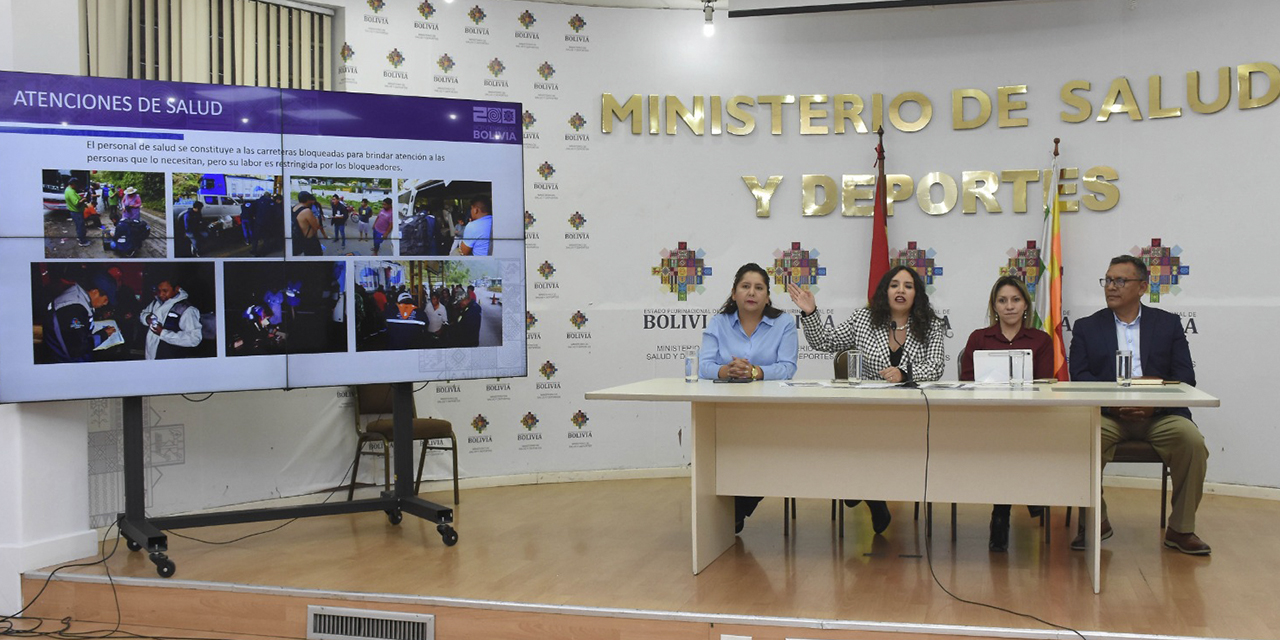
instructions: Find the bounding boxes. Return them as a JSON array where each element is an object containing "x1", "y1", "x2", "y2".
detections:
[{"x1": 0, "y1": 71, "x2": 525, "y2": 403}]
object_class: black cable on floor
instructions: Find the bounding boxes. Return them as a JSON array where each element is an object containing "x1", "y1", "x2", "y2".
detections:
[
  {"x1": 4, "y1": 458, "x2": 359, "y2": 640},
  {"x1": 160, "y1": 457, "x2": 357, "y2": 545},
  {"x1": 915, "y1": 387, "x2": 1089, "y2": 640}
]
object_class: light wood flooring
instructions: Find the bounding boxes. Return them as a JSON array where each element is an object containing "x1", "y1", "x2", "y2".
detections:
[{"x1": 21, "y1": 478, "x2": 1280, "y2": 640}]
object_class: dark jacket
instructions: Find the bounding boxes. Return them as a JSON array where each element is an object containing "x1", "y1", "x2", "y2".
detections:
[{"x1": 1068, "y1": 304, "x2": 1195, "y2": 419}]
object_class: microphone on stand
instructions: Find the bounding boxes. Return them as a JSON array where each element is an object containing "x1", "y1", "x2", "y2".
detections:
[{"x1": 891, "y1": 320, "x2": 918, "y2": 388}]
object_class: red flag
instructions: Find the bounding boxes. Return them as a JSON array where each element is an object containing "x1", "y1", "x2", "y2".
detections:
[{"x1": 867, "y1": 128, "x2": 889, "y2": 302}]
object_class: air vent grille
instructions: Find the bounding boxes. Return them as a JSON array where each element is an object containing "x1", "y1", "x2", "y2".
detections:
[{"x1": 307, "y1": 605, "x2": 435, "y2": 640}]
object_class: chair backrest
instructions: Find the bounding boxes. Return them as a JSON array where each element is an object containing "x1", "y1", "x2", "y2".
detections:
[
  {"x1": 353, "y1": 384, "x2": 417, "y2": 428},
  {"x1": 833, "y1": 352, "x2": 848, "y2": 380}
]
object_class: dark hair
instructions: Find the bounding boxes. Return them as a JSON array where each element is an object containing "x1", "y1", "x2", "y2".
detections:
[
  {"x1": 382, "y1": 197, "x2": 393, "y2": 206},
  {"x1": 868, "y1": 265, "x2": 938, "y2": 343},
  {"x1": 986, "y1": 276, "x2": 1033, "y2": 328},
  {"x1": 718, "y1": 263, "x2": 782, "y2": 319},
  {"x1": 470, "y1": 196, "x2": 492, "y2": 214},
  {"x1": 192, "y1": 200, "x2": 203, "y2": 209},
  {"x1": 1109, "y1": 255, "x2": 1149, "y2": 281}
]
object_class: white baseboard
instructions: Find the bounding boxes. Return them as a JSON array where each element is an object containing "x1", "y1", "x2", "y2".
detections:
[
  {"x1": 6, "y1": 529, "x2": 99, "y2": 573},
  {"x1": 1105, "y1": 475, "x2": 1280, "y2": 501},
  {"x1": 4, "y1": 528, "x2": 99, "y2": 614},
  {"x1": 345, "y1": 466, "x2": 692, "y2": 501},
  {"x1": 436, "y1": 466, "x2": 692, "y2": 491}
]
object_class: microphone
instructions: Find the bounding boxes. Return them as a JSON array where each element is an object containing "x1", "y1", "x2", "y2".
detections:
[{"x1": 901, "y1": 357, "x2": 918, "y2": 388}]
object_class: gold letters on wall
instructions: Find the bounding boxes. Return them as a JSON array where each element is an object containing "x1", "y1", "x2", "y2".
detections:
[
  {"x1": 603, "y1": 60, "x2": 1272, "y2": 218},
  {"x1": 743, "y1": 167, "x2": 1120, "y2": 218},
  {"x1": 602, "y1": 61, "x2": 1279, "y2": 135}
]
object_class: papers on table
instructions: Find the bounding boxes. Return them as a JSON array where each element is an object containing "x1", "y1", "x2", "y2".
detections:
[
  {"x1": 92, "y1": 320, "x2": 124, "y2": 351},
  {"x1": 776, "y1": 380, "x2": 1040, "y2": 391}
]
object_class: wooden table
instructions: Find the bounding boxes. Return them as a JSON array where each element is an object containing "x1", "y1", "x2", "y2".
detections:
[{"x1": 585, "y1": 379, "x2": 1220, "y2": 593}]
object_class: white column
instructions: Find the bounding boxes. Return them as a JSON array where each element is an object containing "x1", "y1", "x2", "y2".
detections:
[{"x1": 0, "y1": 402, "x2": 97, "y2": 616}]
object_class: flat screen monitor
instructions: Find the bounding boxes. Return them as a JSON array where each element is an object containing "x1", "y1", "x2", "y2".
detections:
[{"x1": 0, "y1": 71, "x2": 525, "y2": 403}]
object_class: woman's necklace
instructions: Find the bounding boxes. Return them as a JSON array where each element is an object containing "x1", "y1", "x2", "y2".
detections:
[{"x1": 889, "y1": 321, "x2": 908, "y2": 349}]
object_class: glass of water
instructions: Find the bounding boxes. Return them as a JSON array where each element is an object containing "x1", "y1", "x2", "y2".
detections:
[
  {"x1": 1009, "y1": 351, "x2": 1026, "y2": 387},
  {"x1": 844, "y1": 349, "x2": 863, "y2": 384},
  {"x1": 685, "y1": 347, "x2": 699, "y2": 383},
  {"x1": 1115, "y1": 349, "x2": 1133, "y2": 387}
]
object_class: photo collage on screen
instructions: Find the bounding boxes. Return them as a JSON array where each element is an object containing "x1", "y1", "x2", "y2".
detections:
[
  {"x1": 35, "y1": 170, "x2": 504, "y2": 366},
  {"x1": 3, "y1": 70, "x2": 523, "y2": 401}
]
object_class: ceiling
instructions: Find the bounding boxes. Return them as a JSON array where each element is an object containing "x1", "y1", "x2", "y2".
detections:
[{"x1": 531, "y1": 0, "x2": 712, "y2": 9}]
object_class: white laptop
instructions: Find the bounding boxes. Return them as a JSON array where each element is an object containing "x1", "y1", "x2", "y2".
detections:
[{"x1": 972, "y1": 349, "x2": 1034, "y2": 384}]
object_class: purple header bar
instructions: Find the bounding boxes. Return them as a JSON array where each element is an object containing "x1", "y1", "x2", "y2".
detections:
[{"x1": 0, "y1": 71, "x2": 520, "y2": 145}]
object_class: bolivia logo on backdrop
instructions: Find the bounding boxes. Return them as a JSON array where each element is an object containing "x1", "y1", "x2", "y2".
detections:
[
  {"x1": 415, "y1": 1, "x2": 440, "y2": 38},
  {"x1": 516, "y1": 10, "x2": 541, "y2": 48},
  {"x1": 652, "y1": 242, "x2": 710, "y2": 301},
  {"x1": 892, "y1": 241, "x2": 943, "y2": 294},
  {"x1": 769, "y1": 243, "x2": 824, "y2": 292},
  {"x1": 566, "y1": 13, "x2": 590, "y2": 50},
  {"x1": 569, "y1": 410, "x2": 592, "y2": 447}
]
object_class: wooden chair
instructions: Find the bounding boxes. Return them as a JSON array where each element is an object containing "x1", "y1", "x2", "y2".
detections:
[
  {"x1": 347, "y1": 383, "x2": 459, "y2": 504},
  {"x1": 1066, "y1": 440, "x2": 1170, "y2": 529}
]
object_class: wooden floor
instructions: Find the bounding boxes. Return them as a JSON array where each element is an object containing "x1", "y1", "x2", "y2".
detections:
[{"x1": 21, "y1": 478, "x2": 1280, "y2": 640}]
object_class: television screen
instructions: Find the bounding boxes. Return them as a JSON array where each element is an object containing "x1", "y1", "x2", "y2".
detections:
[{"x1": 0, "y1": 71, "x2": 525, "y2": 403}]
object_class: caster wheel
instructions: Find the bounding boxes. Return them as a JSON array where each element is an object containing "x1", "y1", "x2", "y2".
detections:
[
  {"x1": 126, "y1": 539, "x2": 143, "y2": 552},
  {"x1": 386, "y1": 509, "x2": 403, "y2": 525},
  {"x1": 437, "y1": 524, "x2": 458, "y2": 546},
  {"x1": 149, "y1": 553, "x2": 176, "y2": 578}
]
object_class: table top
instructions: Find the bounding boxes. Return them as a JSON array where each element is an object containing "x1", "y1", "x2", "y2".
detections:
[{"x1": 585, "y1": 379, "x2": 1220, "y2": 408}]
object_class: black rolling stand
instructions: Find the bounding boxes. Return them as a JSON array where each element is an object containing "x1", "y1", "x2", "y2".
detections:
[{"x1": 117, "y1": 382, "x2": 457, "y2": 578}]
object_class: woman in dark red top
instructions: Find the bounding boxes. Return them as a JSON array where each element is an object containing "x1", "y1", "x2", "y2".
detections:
[{"x1": 959, "y1": 276, "x2": 1053, "y2": 552}]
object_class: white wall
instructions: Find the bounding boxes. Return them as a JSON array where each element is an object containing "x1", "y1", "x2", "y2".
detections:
[
  {"x1": 337, "y1": 0, "x2": 1280, "y2": 490},
  {"x1": 0, "y1": 0, "x2": 93, "y2": 614},
  {"x1": 0, "y1": 402, "x2": 97, "y2": 615}
]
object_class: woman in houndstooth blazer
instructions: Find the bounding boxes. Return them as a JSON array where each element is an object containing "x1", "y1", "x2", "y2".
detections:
[
  {"x1": 788, "y1": 265, "x2": 946, "y2": 383},
  {"x1": 786, "y1": 265, "x2": 948, "y2": 534}
]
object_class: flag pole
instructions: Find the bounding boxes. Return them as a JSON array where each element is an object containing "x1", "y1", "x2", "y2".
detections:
[
  {"x1": 867, "y1": 126, "x2": 889, "y2": 303},
  {"x1": 1037, "y1": 137, "x2": 1068, "y2": 381}
]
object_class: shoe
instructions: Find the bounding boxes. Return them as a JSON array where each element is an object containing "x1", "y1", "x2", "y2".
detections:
[
  {"x1": 1070, "y1": 519, "x2": 1113, "y2": 550},
  {"x1": 77, "y1": 240, "x2": 92, "y2": 247},
  {"x1": 989, "y1": 513, "x2": 1010, "y2": 552},
  {"x1": 842, "y1": 499, "x2": 861, "y2": 508},
  {"x1": 1027, "y1": 505, "x2": 1045, "y2": 518},
  {"x1": 1163, "y1": 530, "x2": 1211, "y2": 555},
  {"x1": 868, "y1": 500, "x2": 892, "y2": 534}
]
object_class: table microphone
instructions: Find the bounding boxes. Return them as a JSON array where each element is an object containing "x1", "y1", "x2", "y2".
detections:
[{"x1": 889, "y1": 321, "x2": 919, "y2": 387}]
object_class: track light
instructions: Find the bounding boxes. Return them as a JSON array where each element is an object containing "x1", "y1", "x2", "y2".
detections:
[{"x1": 703, "y1": 0, "x2": 715, "y2": 37}]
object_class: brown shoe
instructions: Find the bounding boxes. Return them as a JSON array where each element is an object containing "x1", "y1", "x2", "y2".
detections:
[
  {"x1": 1164, "y1": 530, "x2": 1211, "y2": 555},
  {"x1": 1069, "y1": 519, "x2": 1112, "y2": 550}
]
